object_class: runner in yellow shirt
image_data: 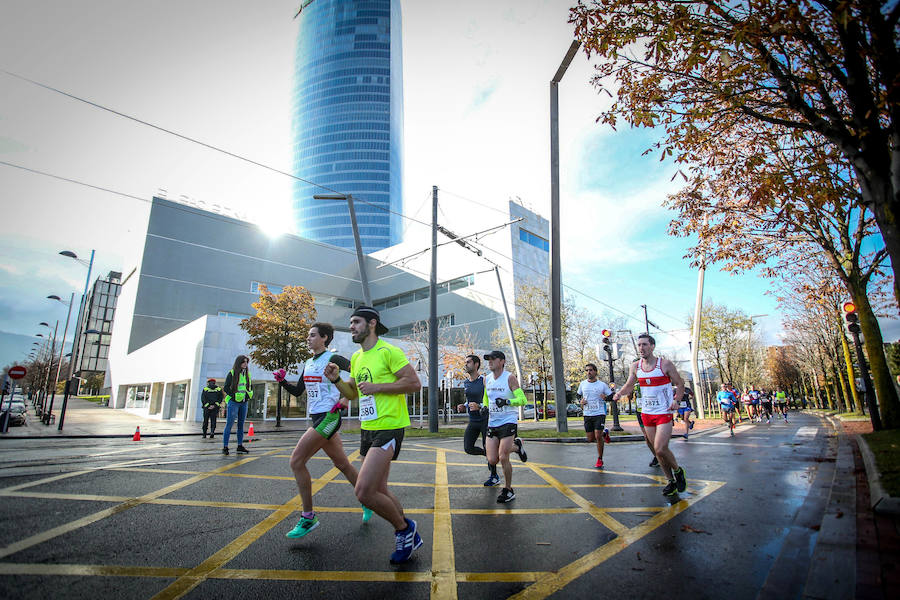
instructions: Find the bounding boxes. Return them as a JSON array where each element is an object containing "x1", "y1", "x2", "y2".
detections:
[{"x1": 325, "y1": 306, "x2": 423, "y2": 564}]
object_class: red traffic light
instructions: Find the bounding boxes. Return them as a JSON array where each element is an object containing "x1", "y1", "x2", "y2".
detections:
[
  {"x1": 601, "y1": 329, "x2": 612, "y2": 337},
  {"x1": 843, "y1": 301, "x2": 857, "y2": 313}
]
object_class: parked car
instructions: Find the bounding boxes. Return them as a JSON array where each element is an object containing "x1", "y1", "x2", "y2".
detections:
[
  {"x1": 521, "y1": 404, "x2": 535, "y2": 419},
  {"x1": 5, "y1": 400, "x2": 27, "y2": 426},
  {"x1": 566, "y1": 403, "x2": 583, "y2": 417},
  {"x1": 537, "y1": 403, "x2": 556, "y2": 419}
]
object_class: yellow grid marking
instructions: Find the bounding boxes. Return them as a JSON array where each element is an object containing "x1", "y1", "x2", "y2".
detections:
[
  {"x1": 0, "y1": 450, "x2": 280, "y2": 560},
  {"x1": 0, "y1": 562, "x2": 188, "y2": 578},
  {"x1": 213, "y1": 568, "x2": 432, "y2": 582},
  {"x1": 525, "y1": 463, "x2": 630, "y2": 537},
  {"x1": 149, "y1": 450, "x2": 360, "y2": 600},
  {"x1": 0, "y1": 469, "x2": 92, "y2": 493},
  {"x1": 432, "y1": 449, "x2": 457, "y2": 600},
  {"x1": 508, "y1": 480, "x2": 726, "y2": 599}
]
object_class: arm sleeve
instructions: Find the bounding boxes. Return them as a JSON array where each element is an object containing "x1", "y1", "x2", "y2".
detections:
[
  {"x1": 329, "y1": 354, "x2": 351, "y2": 372},
  {"x1": 510, "y1": 387, "x2": 527, "y2": 406},
  {"x1": 483, "y1": 388, "x2": 490, "y2": 408},
  {"x1": 223, "y1": 372, "x2": 234, "y2": 398},
  {"x1": 280, "y1": 368, "x2": 306, "y2": 397}
]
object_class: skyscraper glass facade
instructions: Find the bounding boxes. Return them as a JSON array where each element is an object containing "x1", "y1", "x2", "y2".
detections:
[{"x1": 292, "y1": 0, "x2": 403, "y2": 253}]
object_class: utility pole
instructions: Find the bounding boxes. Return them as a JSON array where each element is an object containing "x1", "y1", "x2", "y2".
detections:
[
  {"x1": 428, "y1": 186, "x2": 439, "y2": 433},
  {"x1": 642, "y1": 305, "x2": 649, "y2": 333},
  {"x1": 548, "y1": 40, "x2": 580, "y2": 433}
]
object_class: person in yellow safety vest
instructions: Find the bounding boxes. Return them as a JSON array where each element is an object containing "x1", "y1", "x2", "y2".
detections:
[
  {"x1": 201, "y1": 377, "x2": 224, "y2": 439},
  {"x1": 222, "y1": 354, "x2": 253, "y2": 456}
]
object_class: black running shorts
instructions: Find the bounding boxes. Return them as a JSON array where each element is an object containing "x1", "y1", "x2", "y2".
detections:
[
  {"x1": 360, "y1": 428, "x2": 404, "y2": 460},
  {"x1": 487, "y1": 423, "x2": 518, "y2": 439},
  {"x1": 583, "y1": 414, "x2": 607, "y2": 432}
]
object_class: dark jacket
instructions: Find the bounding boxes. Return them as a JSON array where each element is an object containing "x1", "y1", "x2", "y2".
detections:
[{"x1": 201, "y1": 385, "x2": 224, "y2": 409}]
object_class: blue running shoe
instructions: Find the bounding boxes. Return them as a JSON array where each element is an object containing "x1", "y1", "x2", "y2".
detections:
[
  {"x1": 483, "y1": 473, "x2": 500, "y2": 486},
  {"x1": 390, "y1": 518, "x2": 420, "y2": 564}
]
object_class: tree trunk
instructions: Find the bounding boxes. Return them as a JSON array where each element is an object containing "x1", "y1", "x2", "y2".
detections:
[
  {"x1": 858, "y1": 172, "x2": 900, "y2": 309},
  {"x1": 823, "y1": 379, "x2": 833, "y2": 410},
  {"x1": 834, "y1": 361, "x2": 849, "y2": 413},
  {"x1": 853, "y1": 289, "x2": 900, "y2": 428}
]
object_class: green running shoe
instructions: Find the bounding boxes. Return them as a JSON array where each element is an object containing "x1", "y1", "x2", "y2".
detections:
[
  {"x1": 286, "y1": 514, "x2": 319, "y2": 538},
  {"x1": 674, "y1": 466, "x2": 687, "y2": 493},
  {"x1": 362, "y1": 504, "x2": 373, "y2": 523}
]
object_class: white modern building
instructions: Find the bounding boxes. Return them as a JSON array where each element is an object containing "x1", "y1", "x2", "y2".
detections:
[{"x1": 106, "y1": 196, "x2": 549, "y2": 423}]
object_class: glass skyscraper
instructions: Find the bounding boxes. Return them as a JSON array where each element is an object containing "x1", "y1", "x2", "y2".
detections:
[{"x1": 292, "y1": 0, "x2": 403, "y2": 253}]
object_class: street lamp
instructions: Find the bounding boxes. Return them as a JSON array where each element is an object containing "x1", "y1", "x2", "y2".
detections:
[
  {"x1": 312, "y1": 194, "x2": 371, "y2": 306},
  {"x1": 44, "y1": 294, "x2": 75, "y2": 425},
  {"x1": 57, "y1": 249, "x2": 95, "y2": 431}
]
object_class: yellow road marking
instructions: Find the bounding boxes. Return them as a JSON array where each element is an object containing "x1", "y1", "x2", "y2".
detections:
[
  {"x1": 0, "y1": 469, "x2": 91, "y2": 493},
  {"x1": 0, "y1": 491, "x2": 130, "y2": 503},
  {"x1": 212, "y1": 568, "x2": 432, "y2": 582},
  {"x1": 525, "y1": 463, "x2": 629, "y2": 537},
  {"x1": 457, "y1": 571, "x2": 547, "y2": 582},
  {"x1": 452, "y1": 508, "x2": 583, "y2": 515},
  {"x1": 0, "y1": 450, "x2": 279, "y2": 560},
  {"x1": 149, "y1": 450, "x2": 360, "y2": 600},
  {"x1": 0, "y1": 563, "x2": 188, "y2": 577},
  {"x1": 508, "y1": 480, "x2": 726, "y2": 599},
  {"x1": 432, "y1": 449, "x2": 457, "y2": 600}
]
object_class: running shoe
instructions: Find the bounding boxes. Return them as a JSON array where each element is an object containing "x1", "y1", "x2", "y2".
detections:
[
  {"x1": 662, "y1": 480, "x2": 678, "y2": 497},
  {"x1": 603, "y1": 428, "x2": 612, "y2": 444},
  {"x1": 684, "y1": 431, "x2": 689, "y2": 441},
  {"x1": 689, "y1": 421, "x2": 694, "y2": 430},
  {"x1": 286, "y1": 514, "x2": 319, "y2": 538},
  {"x1": 673, "y1": 466, "x2": 687, "y2": 493},
  {"x1": 390, "y1": 518, "x2": 421, "y2": 564},
  {"x1": 483, "y1": 473, "x2": 501, "y2": 486},
  {"x1": 649, "y1": 456, "x2": 660, "y2": 467},
  {"x1": 595, "y1": 458, "x2": 604, "y2": 469},
  {"x1": 236, "y1": 445, "x2": 249, "y2": 454},
  {"x1": 497, "y1": 487, "x2": 516, "y2": 503},
  {"x1": 222, "y1": 447, "x2": 229, "y2": 455},
  {"x1": 362, "y1": 504, "x2": 373, "y2": 523},
  {"x1": 514, "y1": 437, "x2": 527, "y2": 462}
]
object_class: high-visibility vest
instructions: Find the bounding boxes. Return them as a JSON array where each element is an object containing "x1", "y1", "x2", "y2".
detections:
[{"x1": 226, "y1": 370, "x2": 252, "y2": 403}]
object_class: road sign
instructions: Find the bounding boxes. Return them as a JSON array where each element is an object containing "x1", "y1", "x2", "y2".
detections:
[{"x1": 8, "y1": 366, "x2": 26, "y2": 379}]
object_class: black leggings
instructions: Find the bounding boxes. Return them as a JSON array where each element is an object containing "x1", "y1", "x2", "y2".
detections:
[{"x1": 463, "y1": 420, "x2": 487, "y2": 456}]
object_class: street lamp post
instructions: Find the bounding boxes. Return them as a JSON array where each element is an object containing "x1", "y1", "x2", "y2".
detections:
[
  {"x1": 57, "y1": 249, "x2": 95, "y2": 430},
  {"x1": 44, "y1": 293, "x2": 75, "y2": 425},
  {"x1": 38, "y1": 322, "x2": 58, "y2": 418},
  {"x1": 548, "y1": 39, "x2": 581, "y2": 433}
]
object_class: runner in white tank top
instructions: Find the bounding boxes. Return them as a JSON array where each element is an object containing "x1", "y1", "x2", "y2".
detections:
[
  {"x1": 482, "y1": 350, "x2": 528, "y2": 503},
  {"x1": 614, "y1": 333, "x2": 688, "y2": 498},
  {"x1": 275, "y1": 323, "x2": 372, "y2": 539}
]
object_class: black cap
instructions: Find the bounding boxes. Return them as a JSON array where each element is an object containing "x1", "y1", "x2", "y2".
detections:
[
  {"x1": 351, "y1": 306, "x2": 389, "y2": 335},
  {"x1": 483, "y1": 350, "x2": 506, "y2": 361}
]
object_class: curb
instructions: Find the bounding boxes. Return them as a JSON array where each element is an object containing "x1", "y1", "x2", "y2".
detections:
[
  {"x1": 855, "y1": 433, "x2": 900, "y2": 516},
  {"x1": 0, "y1": 428, "x2": 308, "y2": 440}
]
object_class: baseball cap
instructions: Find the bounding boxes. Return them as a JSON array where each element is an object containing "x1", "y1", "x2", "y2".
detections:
[
  {"x1": 351, "y1": 306, "x2": 389, "y2": 335},
  {"x1": 483, "y1": 350, "x2": 506, "y2": 361}
]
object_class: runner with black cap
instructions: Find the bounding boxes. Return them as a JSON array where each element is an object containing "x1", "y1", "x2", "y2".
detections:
[
  {"x1": 324, "y1": 306, "x2": 424, "y2": 564},
  {"x1": 456, "y1": 354, "x2": 499, "y2": 485},
  {"x1": 482, "y1": 350, "x2": 528, "y2": 503},
  {"x1": 274, "y1": 322, "x2": 373, "y2": 539}
]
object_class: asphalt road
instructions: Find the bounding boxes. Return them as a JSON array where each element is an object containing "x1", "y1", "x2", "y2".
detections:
[{"x1": 0, "y1": 412, "x2": 845, "y2": 599}]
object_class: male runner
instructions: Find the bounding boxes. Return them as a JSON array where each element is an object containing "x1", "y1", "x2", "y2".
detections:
[
  {"x1": 717, "y1": 383, "x2": 738, "y2": 435},
  {"x1": 749, "y1": 385, "x2": 762, "y2": 422},
  {"x1": 482, "y1": 350, "x2": 528, "y2": 503},
  {"x1": 634, "y1": 383, "x2": 660, "y2": 467},
  {"x1": 760, "y1": 388, "x2": 773, "y2": 423},
  {"x1": 577, "y1": 363, "x2": 613, "y2": 468},
  {"x1": 456, "y1": 354, "x2": 499, "y2": 486},
  {"x1": 325, "y1": 306, "x2": 423, "y2": 564},
  {"x1": 614, "y1": 334, "x2": 687, "y2": 497},
  {"x1": 275, "y1": 322, "x2": 372, "y2": 539},
  {"x1": 775, "y1": 390, "x2": 789, "y2": 421},
  {"x1": 677, "y1": 386, "x2": 694, "y2": 440}
]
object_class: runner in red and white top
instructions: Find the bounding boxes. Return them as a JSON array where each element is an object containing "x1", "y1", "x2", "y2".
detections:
[{"x1": 614, "y1": 333, "x2": 687, "y2": 497}]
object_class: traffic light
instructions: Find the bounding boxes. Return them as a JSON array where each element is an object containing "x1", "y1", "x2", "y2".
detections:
[
  {"x1": 1, "y1": 377, "x2": 9, "y2": 395},
  {"x1": 843, "y1": 301, "x2": 861, "y2": 334},
  {"x1": 601, "y1": 329, "x2": 613, "y2": 359}
]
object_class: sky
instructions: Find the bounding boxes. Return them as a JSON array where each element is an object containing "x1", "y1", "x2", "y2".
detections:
[{"x1": 3, "y1": 0, "x2": 879, "y2": 370}]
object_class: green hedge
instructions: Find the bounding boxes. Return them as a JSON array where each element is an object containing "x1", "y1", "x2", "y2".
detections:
[{"x1": 79, "y1": 395, "x2": 111, "y2": 403}]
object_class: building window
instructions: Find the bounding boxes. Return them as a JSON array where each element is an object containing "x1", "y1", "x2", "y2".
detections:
[
  {"x1": 373, "y1": 274, "x2": 476, "y2": 310},
  {"x1": 218, "y1": 311, "x2": 251, "y2": 320},
  {"x1": 519, "y1": 228, "x2": 549, "y2": 252}
]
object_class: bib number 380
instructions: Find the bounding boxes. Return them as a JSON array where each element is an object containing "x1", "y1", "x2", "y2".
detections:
[{"x1": 359, "y1": 396, "x2": 378, "y2": 421}]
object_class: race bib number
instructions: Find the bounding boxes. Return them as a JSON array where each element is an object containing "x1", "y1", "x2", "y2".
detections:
[
  {"x1": 304, "y1": 376, "x2": 321, "y2": 402},
  {"x1": 359, "y1": 395, "x2": 378, "y2": 421},
  {"x1": 641, "y1": 392, "x2": 664, "y2": 409},
  {"x1": 490, "y1": 400, "x2": 505, "y2": 413},
  {"x1": 587, "y1": 399, "x2": 600, "y2": 412},
  {"x1": 679, "y1": 401, "x2": 687, "y2": 408}
]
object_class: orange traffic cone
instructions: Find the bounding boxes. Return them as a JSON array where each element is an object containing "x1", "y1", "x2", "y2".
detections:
[
  {"x1": 133, "y1": 426, "x2": 141, "y2": 441},
  {"x1": 247, "y1": 422, "x2": 255, "y2": 439}
]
